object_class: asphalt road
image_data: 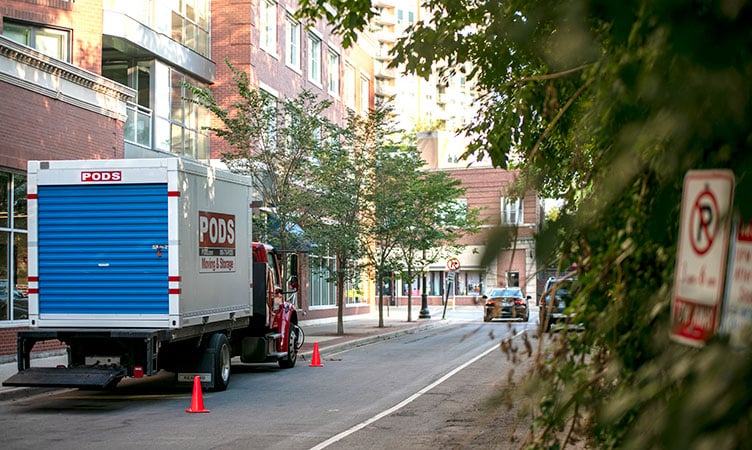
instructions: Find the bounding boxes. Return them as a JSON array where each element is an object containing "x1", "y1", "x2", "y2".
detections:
[{"x1": 0, "y1": 310, "x2": 538, "y2": 450}]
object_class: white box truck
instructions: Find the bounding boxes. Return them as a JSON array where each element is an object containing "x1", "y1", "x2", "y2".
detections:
[{"x1": 3, "y1": 158, "x2": 302, "y2": 391}]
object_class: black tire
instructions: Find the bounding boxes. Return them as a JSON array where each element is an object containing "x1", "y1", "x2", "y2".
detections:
[
  {"x1": 278, "y1": 325, "x2": 299, "y2": 369},
  {"x1": 208, "y1": 333, "x2": 231, "y2": 391}
]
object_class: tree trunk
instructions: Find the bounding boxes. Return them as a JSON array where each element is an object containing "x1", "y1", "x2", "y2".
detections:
[
  {"x1": 406, "y1": 268, "x2": 413, "y2": 322},
  {"x1": 337, "y1": 257, "x2": 345, "y2": 336},
  {"x1": 377, "y1": 272, "x2": 384, "y2": 328}
]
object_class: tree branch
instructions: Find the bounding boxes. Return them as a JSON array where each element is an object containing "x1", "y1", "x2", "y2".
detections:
[
  {"x1": 528, "y1": 76, "x2": 595, "y2": 162},
  {"x1": 511, "y1": 64, "x2": 593, "y2": 85}
]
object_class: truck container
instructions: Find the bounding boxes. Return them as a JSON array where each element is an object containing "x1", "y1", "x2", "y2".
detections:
[{"x1": 3, "y1": 158, "x2": 302, "y2": 391}]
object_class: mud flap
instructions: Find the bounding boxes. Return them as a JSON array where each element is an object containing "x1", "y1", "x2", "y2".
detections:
[{"x1": 175, "y1": 339, "x2": 219, "y2": 390}]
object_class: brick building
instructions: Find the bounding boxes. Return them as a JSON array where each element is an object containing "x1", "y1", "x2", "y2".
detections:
[
  {"x1": 392, "y1": 131, "x2": 543, "y2": 307},
  {"x1": 0, "y1": 0, "x2": 375, "y2": 358}
]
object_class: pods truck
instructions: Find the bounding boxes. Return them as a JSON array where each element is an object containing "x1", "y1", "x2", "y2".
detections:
[{"x1": 3, "y1": 158, "x2": 302, "y2": 391}]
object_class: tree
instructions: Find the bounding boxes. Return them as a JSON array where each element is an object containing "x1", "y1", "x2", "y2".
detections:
[
  {"x1": 297, "y1": 1, "x2": 752, "y2": 448},
  {"x1": 294, "y1": 110, "x2": 369, "y2": 336},
  {"x1": 394, "y1": 168, "x2": 482, "y2": 322},
  {"x1": 186, "y1": 62, "x2": 335, "y2": 255},
  {"x1": 356, "y1": 106, "x2": 411, "y2": 328}
]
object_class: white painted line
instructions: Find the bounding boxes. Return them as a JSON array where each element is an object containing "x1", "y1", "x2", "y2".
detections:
[{"x1": 309, "y1": 329, "x2": 526, "y2": 450}]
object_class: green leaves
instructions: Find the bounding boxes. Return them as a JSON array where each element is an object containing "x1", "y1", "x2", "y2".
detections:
[
  {"x1": 186, "y1": 61, "x2": 335, "y2": 251},
  {"x1": 295, "y1": 0, "x2": 375, "y2": 48},
  {"x1": 229, "y1": 1, "x2": 752, "y2": 445}
]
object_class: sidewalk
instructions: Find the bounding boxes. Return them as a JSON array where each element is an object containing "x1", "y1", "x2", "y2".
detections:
[{"x1": 0, "y1": 306, "x2": 454, "y2": 401}]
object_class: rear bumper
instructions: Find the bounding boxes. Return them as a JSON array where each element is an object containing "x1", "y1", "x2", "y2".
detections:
[{"x1": 484, "y1": 306, "x2": 528, "y2": 319}]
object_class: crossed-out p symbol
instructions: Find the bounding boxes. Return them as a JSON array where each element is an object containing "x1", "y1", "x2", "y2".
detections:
[{"x1": 689, "y1": 185, "x2": 719, "y2": 255}]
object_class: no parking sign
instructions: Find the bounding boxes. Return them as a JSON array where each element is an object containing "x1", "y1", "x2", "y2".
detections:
[
  {"x1": 446, "y1": 257, "x2": 461, "y2": 272},
  {"x1": 671, "y1": 170, "x2": 735, "y2": 346}
]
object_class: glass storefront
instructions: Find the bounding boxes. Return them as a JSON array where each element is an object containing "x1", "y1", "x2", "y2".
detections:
[
  {"x1": 0, "y1": 171, "x2": 28, "y2": 321},
  {"x1": 309, "y1": 255, "x2": 336, "y2": 308}
]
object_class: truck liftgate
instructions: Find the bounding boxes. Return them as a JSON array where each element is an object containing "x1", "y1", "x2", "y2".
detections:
[{"x1": 3, "y1": 328, "x2": 174, "y2": 389}]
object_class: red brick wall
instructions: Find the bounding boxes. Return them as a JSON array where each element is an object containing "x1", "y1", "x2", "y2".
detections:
[
  {"x1": 0, "y1": 0, "x2": 103, "y2": 72},
  {"x1": 0, "y1": 327, "x2": 65, "y2": 357},
  {"x1": 496, "y1": 248, "x2": 530, "y2": 294},
  {"x1": 447, "y1": 167, "x2": 539, "y2": 245},
  {"x1": 209, "y1": 0, "x2": 374, "y2": 160},
  {"x1": 210, "y1": 0, "x2": 253, "y2": 159},
  {"x1": 0, "y1": 81, "x2": 124, "y2": 172}
]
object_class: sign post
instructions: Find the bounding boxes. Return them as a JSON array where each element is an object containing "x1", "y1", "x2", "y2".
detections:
[
  {"x1": 443, "y1": 258, "x2": 461, "y2": 319},
  {"x1": 670, "y1": 170, "x2": 735, "y2": 346}
]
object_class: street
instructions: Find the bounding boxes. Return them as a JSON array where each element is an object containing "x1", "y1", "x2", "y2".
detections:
[{"x1": 1, "y1": 309, "x2": 539, "y2": 450}]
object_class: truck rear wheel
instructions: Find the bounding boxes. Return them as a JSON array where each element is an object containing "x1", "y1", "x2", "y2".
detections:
[{"x1": 209, "y1": 333, "x2": 231, "y2": 391}]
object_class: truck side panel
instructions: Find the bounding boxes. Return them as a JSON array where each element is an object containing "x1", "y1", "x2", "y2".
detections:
[{"x1": 176, "y1": 166, "x2": 253, "y2": 327}]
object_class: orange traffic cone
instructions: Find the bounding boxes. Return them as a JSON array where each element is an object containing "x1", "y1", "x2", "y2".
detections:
[
  {"x1": 309, "y1": 342, "x2": 323, "y2": 367},
  {"x1": 185, "y1": 376, "x2": 210, "y2": 413}
]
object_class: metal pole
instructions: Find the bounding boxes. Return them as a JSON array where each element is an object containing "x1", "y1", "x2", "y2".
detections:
[{"x1": 419, "y1": 251, "x2": 431, "y2": 319}]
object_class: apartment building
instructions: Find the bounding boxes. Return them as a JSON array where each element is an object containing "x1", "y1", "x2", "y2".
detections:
[
  {"x1": 0, "y1": 0, "x2": 374, "y2": 356},
  {"x1": 371, "y1": 0, "x2": 477, "y2": 133}
]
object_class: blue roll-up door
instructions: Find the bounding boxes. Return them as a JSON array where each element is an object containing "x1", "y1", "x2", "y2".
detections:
[{"x1": 37, "y1": 184, "x2": 169, "y2": 315}]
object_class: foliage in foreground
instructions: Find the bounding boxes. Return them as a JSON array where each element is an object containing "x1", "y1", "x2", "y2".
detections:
[{"x1": 297, "y1": 0, "x2": 752, "y2": 448}]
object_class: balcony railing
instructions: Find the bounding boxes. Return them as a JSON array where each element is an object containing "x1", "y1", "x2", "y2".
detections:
[
  {"x1": 375, "y1": 81, "x2": 396, "y2": 98},
  {"x1": 125, "y1": 102, "x2": 152, "y2": 148}
]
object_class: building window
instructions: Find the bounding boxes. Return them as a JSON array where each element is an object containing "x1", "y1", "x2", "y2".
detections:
[
  {"x1": 327, "y1": 49, "x2": 340, "y2": 96},
  {"x1": 507, "y1": 271, "x2": 520, "y2": 287},
  {"x1": 345, "y1": 266, "x2": 364, "y2": 305},
  {"x1": 307, "y1": 32, "x2": 322, "y2": 85},
  {"x1": 285, "y1": 15, "x2": 300, "y2": 69},
  {"x1": 429, "y1": 271, "x2": 444, "y2": 296},
  {"x1": 260, "y1": 0, "x2": 278, "y2": 55},
  {"x1": 438, "y1": 198, "x2": 468, "y2": 225},
  {"x1": 0, "y1": 171, "x2": 28, "y2": 322},
  {"x1": 501, "y1": 197, "x2": 523, "y2": 225},
  {"x1": 360, "y1": 75, "x2": 370, "y2": 114},
  {"x1": 260, "y1": 86, "x2": 279, "y2": 150},
  {"x1": 309, "y1": 255, "x2": 336, "y2": 307},
  {"x1": 170, "y1": 0, "x2": 211, "y2": 57},
  {"x1": 103, "y1": 61, "x2": 153, "y2": 148},
  {"x1": 344, "y1": 63, "x2": 356, "y2": 110},
  {"x1": 2, "y1": 20, "x2": 70, "y2": 62},
  {"x1": 169, "y1": 70, "x2": 210, "y2": 161}
]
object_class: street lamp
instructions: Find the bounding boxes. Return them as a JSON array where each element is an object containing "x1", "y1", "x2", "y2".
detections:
[{"x1": 419, "y1": 249, "x2": 431, "y2": 319}]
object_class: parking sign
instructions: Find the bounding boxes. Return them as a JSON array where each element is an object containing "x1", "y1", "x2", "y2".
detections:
[{"x1": 670, "y1": 170, "x2": 735, "y2": 346}]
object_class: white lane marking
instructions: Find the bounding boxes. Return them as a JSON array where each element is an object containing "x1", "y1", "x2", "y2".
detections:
[{"x1": 309, "y1": 328, "x2": 526, "y2": 450}]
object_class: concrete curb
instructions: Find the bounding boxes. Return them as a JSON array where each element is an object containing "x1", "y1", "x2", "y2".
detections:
[{"x1": 300, "y1": 319, "x2": 450, "y2": 361}]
